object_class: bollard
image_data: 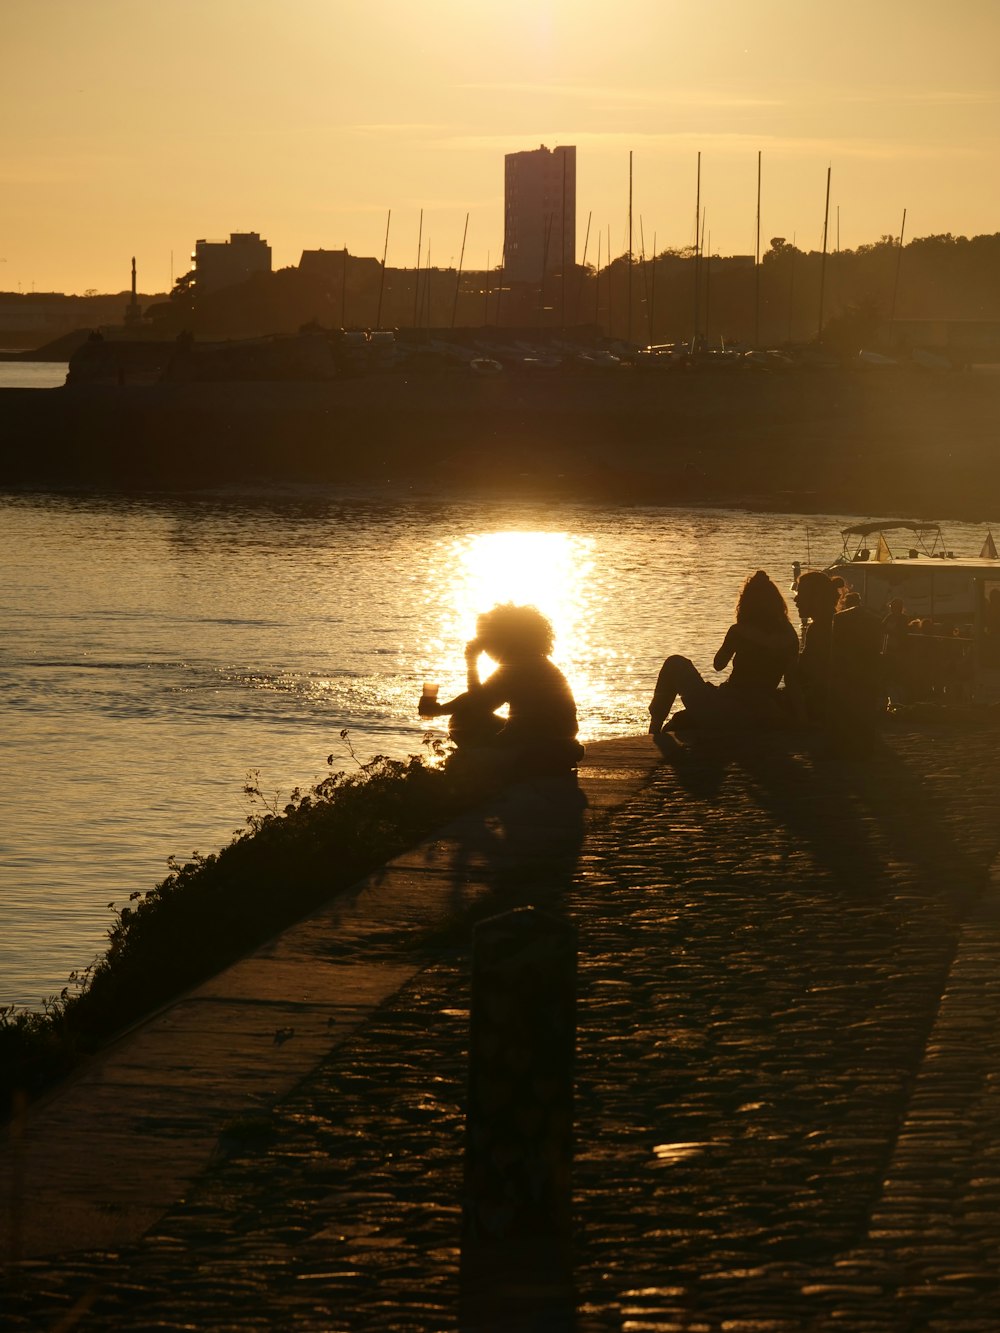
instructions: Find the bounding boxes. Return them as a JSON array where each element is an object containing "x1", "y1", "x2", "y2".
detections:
[{"x1": 459, "y1": 906, "x2": 577, "y2": 1330}]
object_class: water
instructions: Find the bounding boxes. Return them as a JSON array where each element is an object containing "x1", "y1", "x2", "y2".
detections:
[
  {"x1": 2, "y1": 490, "x2": 996, "y2": 1009},
  {"x1": 0, "y1": 361, "x2": 68, "y2": 389}
]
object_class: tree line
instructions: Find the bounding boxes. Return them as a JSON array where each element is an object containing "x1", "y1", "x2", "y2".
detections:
[{"x1": 148, "y1": 231, "x2": 1000, "y2": 350}]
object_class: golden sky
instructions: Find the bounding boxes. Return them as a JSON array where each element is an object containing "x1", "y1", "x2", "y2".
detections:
[{"x1": 3, "y1": 0, "x2": 998, "y2": 295}]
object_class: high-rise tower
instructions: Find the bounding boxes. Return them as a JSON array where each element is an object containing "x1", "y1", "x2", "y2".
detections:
[{"x1": 503, "y1": 145, "x2": 576, "y2": 283}]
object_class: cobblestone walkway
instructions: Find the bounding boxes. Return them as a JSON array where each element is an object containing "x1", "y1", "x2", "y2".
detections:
[{"x1": 4, "y1": 724, "x2": 1000, "y2": 1330}]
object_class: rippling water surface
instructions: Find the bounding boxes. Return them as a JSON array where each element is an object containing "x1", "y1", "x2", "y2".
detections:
[
  {"x1": 2, "y1": 489, "x2": 994, "y2": 1007},
  {"x1": 0, "y1": 361, "x2": 68, "y2": 389}
]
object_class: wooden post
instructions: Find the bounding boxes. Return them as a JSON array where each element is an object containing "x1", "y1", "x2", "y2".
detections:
[{"x1": 460, "y1": 907, "x2": 577, "y2": 1329}]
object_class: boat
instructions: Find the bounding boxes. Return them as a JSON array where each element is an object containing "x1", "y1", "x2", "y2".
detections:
[
  {"x1": 808, "y1": 520, "x2": 1000, "y2": 625},
  {"x1": 794, "y1": 520, "x2": 1000, "y2": 701},
  {"x1": 469, "y1": 356, "x2": 503, "y2": 375}
]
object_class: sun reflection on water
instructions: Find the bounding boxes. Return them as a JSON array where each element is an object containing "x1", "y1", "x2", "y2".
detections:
[{"x1": 421, "y1": 528, "x2": 635, "y2": 738}]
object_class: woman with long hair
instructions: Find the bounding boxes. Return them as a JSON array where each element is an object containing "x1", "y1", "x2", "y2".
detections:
[{"x1": 648, "y1": 569, "x2": 800, "y2": 733}]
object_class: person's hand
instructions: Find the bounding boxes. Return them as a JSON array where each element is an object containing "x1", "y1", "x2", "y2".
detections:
[
  {"x1": 465, "y1": 638, "x2": 482, "y2": 659},
  {"x1": 418, "y1": 694, "x2": 438, "y2": 717}
]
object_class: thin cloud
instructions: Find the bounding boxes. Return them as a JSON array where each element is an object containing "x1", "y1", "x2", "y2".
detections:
[
  {"x1": 838, "y1": 87, "x2": 1000, "y2": 107},
  {"x1": 350, "y1": 122, "x2": 449, "y2": 135},
  {"x1": 443, "y1": 129, "x2": 985, "y2": 161},
  {"x1": 458, "y1": 81, "x2": 784, "y2": 110}
]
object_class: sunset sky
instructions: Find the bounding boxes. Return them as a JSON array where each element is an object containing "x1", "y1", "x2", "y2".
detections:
[{"x1": 3, "y1": 0, "x2": 998, "y2": 295}]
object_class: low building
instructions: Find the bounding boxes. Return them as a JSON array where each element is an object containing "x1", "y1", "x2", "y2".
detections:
[
  {"x1": 298, "y1": 249, "x2": 382, "y2": 290},
  {"x1": 193, "y1": 232, "x2": 272, "y2": 295}
]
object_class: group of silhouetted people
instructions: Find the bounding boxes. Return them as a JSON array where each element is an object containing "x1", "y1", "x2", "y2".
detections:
[
  {"x1": 418, "y1": 570, "x2": 892, "y2": 782},
  {"x1": 880, "y1": 597, "x2": 979, "y2": 704},
  {"x1": 647, "y1": 568, "x2": 884, "y2": 754}
]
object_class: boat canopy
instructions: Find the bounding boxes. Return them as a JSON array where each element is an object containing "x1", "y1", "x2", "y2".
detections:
[{"x1": 841, "y1": 520, "x2": 941, "y2": 538}]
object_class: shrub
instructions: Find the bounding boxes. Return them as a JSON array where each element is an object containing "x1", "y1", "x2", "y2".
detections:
[{"x1": 1, "y1": 744, "x2": 476, "y2": 1117}]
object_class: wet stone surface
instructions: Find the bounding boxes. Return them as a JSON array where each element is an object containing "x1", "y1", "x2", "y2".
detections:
[{"x1": 4, "y1": 724, "x2": 1000, "y2": 1329}]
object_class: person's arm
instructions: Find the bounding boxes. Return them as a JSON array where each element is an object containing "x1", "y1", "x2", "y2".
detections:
[
  {"x1": 418, "y1": 638, "x2": 484, "y2": 717},
  {"x1": 418, "y1": 660, "x2": 507, "y2": 717},
  {"x1": 713, "y1": 625, "x2": 739, "y2": 672},
  {"x1": 420, "y1": 689, "x2": 469, "y2": 717},
  {"x1": 465, "y1": 637, "x2": 483, "y2": 690}
]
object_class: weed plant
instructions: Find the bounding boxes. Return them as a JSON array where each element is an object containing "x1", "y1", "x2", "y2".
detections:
[{"x1": 1, "y1": 738, "x2": 478, "y2": 1118}]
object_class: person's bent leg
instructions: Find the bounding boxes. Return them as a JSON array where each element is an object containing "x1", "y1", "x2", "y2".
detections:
[
  {"x1": 448, "y1": 697, "x2": 505, "y2": 748},
  {"x1": 649, "y1": 655, "x2": 704, "y2": 732}
]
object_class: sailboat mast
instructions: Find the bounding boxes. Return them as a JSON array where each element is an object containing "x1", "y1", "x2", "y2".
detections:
[
  {"x1": 817, "y1": 166, "x2": 831, "y2": 341},
  {"x1": 754, "y1": 150, "x2": 761, "y2": 346},
  {"x1": 576, "y1": 210, "x2": 592, "y2": 326},
  {"x1": 451, "y1": 212, "x2": 469, "y2": 329},
  {"x1": 639, "y1": 217, "x2": 650, "y2": 342},
  {"x1": 699, "y1": 208, "x2": 706, "y2": 344},
  {"x1": 423, "y1": 241, "x2": 432, "y2": 329},
  {"x1": 595, "y1": 229, "x2": 601, "y2": 327},
  {"x1": 692, "y1": 151, "x2": 701, "y2": 348},
  {"x1": 705, "y1": 225, "x2": 711, "y2": 346},
  {"x1": 376, "y1": 209, "x2": 391, "y2": 330},
  {"x1": 650, "y1": 231, "x2": 657, "y2": 345},
  {"x1": 607, "y1": 223, "x2": 612, "y2": 339},
  {"x1": 413, "y1": 208, "x2": 423, "y2": 328},
  {"x1": 628, "y1": 150, "x2": 633, "y2": 344},
  {"x1": 888, "y1": 207, "x2": 907, "y2": 350}
]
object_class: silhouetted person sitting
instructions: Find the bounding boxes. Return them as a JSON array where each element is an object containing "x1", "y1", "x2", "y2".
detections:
[
  {"x1": 795, "y1": 569, "x2": 882, "y2": 752},
  {"x1": 648, "y1": 570, "x2": 801, "y2": 734},
  {"x1": 880, "y1": 597, "x2": 909, "y2": 703},
  {"x1": 419, "y1": 603, "x2": 584, "y2": 777}
]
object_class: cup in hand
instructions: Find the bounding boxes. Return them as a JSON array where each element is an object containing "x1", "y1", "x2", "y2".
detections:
[{"x1": 419, "y1": 682, "x2": 439, "y2": 717}]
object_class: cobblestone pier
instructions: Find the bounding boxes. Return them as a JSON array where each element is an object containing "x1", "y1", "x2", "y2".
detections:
[{"x1": 3, "y1": 724, "x2": 1000, "y2": 1330}]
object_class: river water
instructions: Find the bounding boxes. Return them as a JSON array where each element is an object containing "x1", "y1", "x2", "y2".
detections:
[
  {"x1": 2, "y1": 485, "x2": 996, "y2": 1009},
  {"x1": 0, "y1": 361, "x2": 68, "y2": 389}
]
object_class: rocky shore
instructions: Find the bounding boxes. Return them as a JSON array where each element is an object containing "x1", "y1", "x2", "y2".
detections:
[{"x1": 2, "y1": 368, "x2": 999, "y2": 519}]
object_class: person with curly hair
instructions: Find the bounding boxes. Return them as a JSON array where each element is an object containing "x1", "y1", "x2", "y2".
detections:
[
  {"x1": 419, "y1": 603, "x2": 584, "y2": 775},
  {"x1": 648, "y1": 569, "x2": 801, "y2": 733}
]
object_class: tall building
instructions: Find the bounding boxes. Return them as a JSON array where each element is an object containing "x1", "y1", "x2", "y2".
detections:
[
  {"x1": 193, "y1": 232, "x2": 272, "y2": 294},
  {"x1": 504, "y1": 145, "x2": 576, "y2": 283}
]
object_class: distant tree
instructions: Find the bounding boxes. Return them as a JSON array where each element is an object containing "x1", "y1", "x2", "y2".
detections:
[
  {"x1": 170, "y1": 271, "x2": 196, "y2": 302},
  {"x1": 763, "y1": 237, "x2": 802, "y2": 263},
  {"x1": 820, "y1": 298, "x2": 883, "y2": 356},
  {"x1": 854, "y1": 234, "x2": 898, "y2": 255}
]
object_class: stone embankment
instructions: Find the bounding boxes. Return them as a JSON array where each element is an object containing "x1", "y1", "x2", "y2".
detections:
[
  {"x1": 3, "y1": 721, "x2": 1000, "y2": 1329},
  {"x1": 2, "y1": 368, "x2": 1000, "y2": 520}
]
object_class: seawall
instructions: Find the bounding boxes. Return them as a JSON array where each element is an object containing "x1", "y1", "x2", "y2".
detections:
[{"x1": 2, "y1": 368, "x2": 999, "y2": 518}]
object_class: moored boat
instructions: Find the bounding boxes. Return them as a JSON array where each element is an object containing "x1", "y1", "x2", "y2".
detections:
[
  {"x1": 794, "y1": 519, "x2": 1000, "y2": 702},
  {"x1": 811, "y1": 520, "x2": 1000, "y2": 625}
]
